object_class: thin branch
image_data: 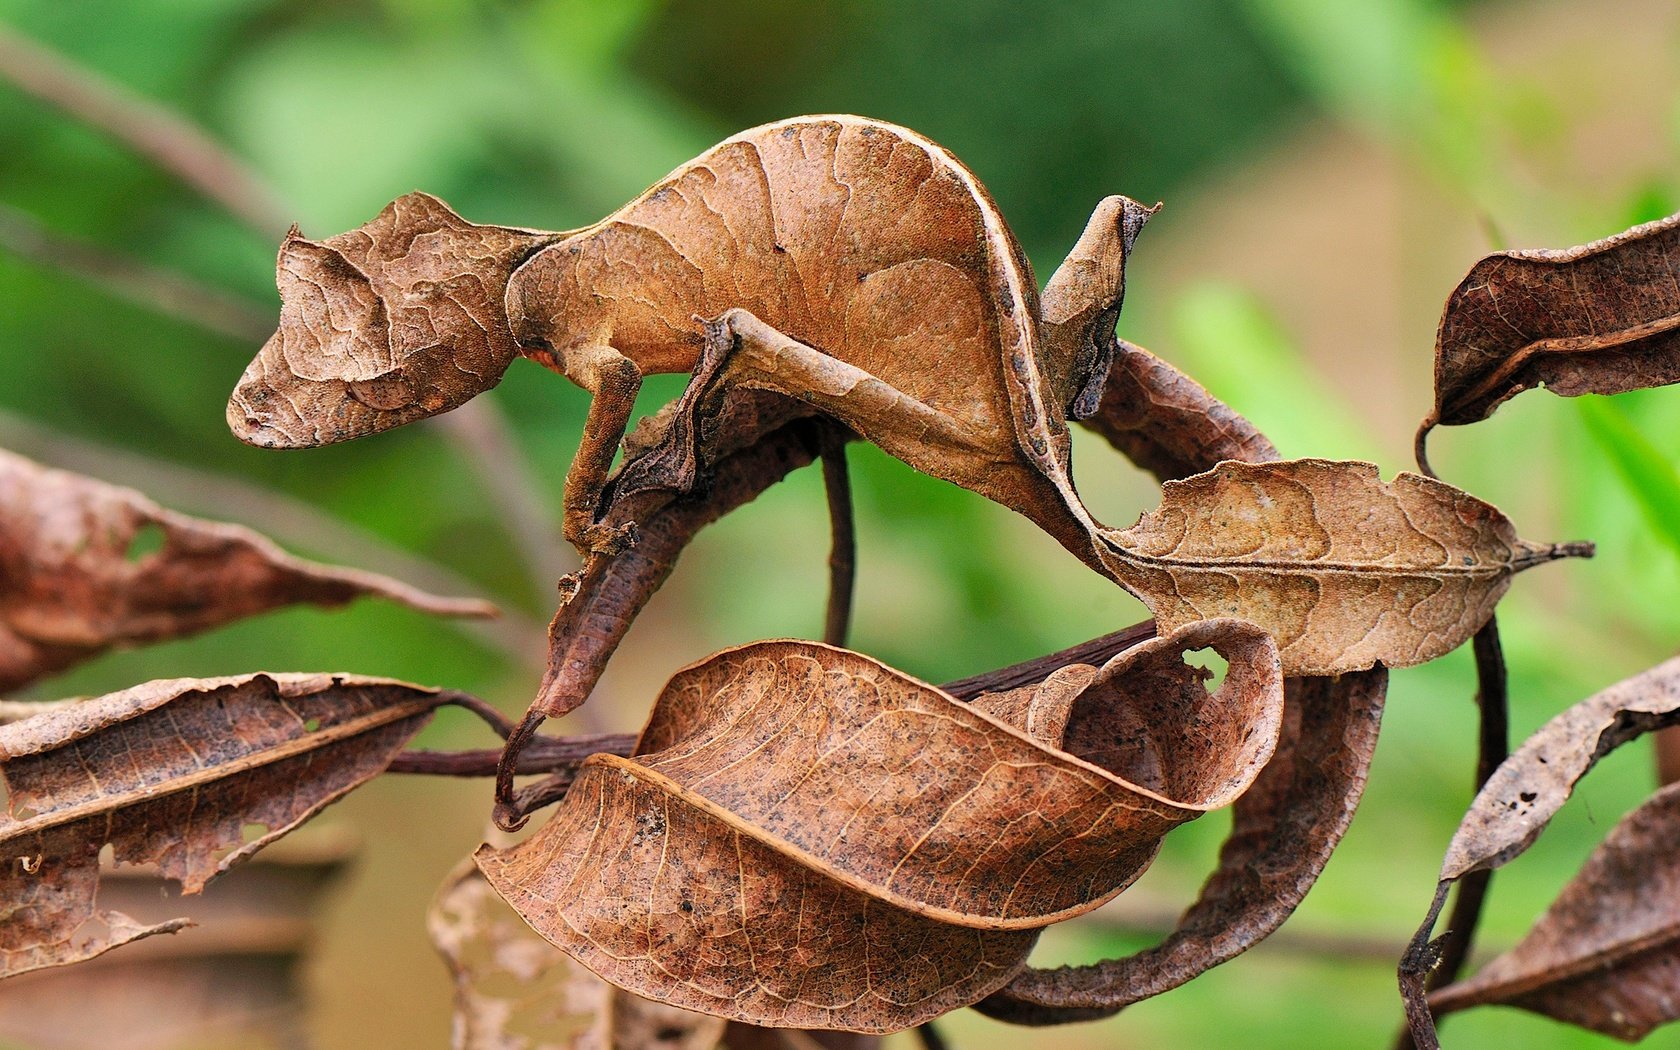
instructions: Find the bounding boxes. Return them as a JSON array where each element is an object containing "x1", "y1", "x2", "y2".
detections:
[
  {"x1": 1075, "y1": 903, "x2": 1418, "y2": 966},
  {"x1": 819, "y1": 436, "x2": 855, "y2": 647},
  {"x1": 0, "y1": 202, "x2": 272, "y2": 341},
  {"x1": 439, "y1": 691, "x2": 519, "y2": 739},
  {"x1": 387, "y1": 732, "x2": 635, "y2": 777},
  {"x1": 0, "y1": 25, "x2": 290, "y2": 234},
  {"x1": 1392, "y1": 616, "x2": 1508, "y2": 1050},
  {"x1": 0, "y1": 408, "x2": 547, "y2": 667},
  {"x1": 940, "y1": 620, "x2": 1156, "y2": 699}
]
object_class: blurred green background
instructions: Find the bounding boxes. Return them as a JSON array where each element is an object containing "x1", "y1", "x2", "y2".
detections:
[{"x1": 2, "y1": 0, "x2": 1679, "y2": 1046}]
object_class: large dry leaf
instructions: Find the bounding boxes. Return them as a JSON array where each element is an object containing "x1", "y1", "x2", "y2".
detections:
[
  {"x1": 1400, "y1": 656, "x2": 1680, "y2": 1048},
  {"x1": 0, "y1": 673, "x2": 444, "y2": 977},
  {"x1": 431, "y1": 858, "x2": 726, "y2": 1050},
  {"x1": 1096, "y1": 459, "x2": 1588, "y2": 676},
  {"x1": 1424, "y1": 211, "x2": 1680, "y2": 438},
  {"x1": 0, "y1": 835, "x2": 351, "y2": 1050},
  {"x1": 479, "y1": 624, "x2": 1282, "y2": 1032},
  {"x1": 979, "y1": 666, "x2": 1388, "y2": 1022},
  {"x1": 1430, "y1": 781, "x2": 1680, "y2": 1041},
  {"x1": 221, "y1": 116, "x2": 1575, "y2": 680},
  {"x1": 0, "y1": 447, "x2": 492, "y2": 692}
]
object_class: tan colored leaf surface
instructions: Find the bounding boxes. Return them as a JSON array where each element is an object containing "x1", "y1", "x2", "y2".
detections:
[
  {"x1": 1097, "y1": 459, "x2": 1587, "y2": 676},
  {"x1": 0, "y1": 835, "x2": 351, "y2": 1050},
  {"x1": 1430, "y1": 781, "x2": 1680, "y2": 1041},
  {"x1": 0, "y1": 447, "x2": 493, "y2": 693},
  {"x1": 479, "y1": 625, "x2": 1282, "y2": 1031},
  {"x1": 0, "y1": 673, "x2": 443, "y2": 977},
  {"x1": 220, "y1": 117, "x2": 1571, "y2": 682},
  {"x1": 1425, "y1": 211, "x2": 1680, "y2": 434},
  {"x1": 431, "y1": 858, "x2": 726, "y2": 1050}
]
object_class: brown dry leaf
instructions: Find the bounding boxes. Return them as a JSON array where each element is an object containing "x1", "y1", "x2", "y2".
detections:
[
  {"x1": 1097, "y1": 459, "x2": 1588, "y2": 676},
  {"x1": 1422, "y1": 211, "x2": 1680, "y2": 443},
  {"x1": 1400, "y1": 656, "x2": 1680, "y2": 1048},
  {"x1": 0, "y1": 672, "x2": 444, "y2": 977},
  {"x1": 0, "y1": 833, "x2": 352, "y2": 1050},
  {"x1": 479, "y1": 624, "x2": 1282, "y2": 1032},
  {"x1": 431, "y1": 857, "x2": 727, "y2": 1050},
  {"x1": 979, "y1": 666, "x2": 1388, "y2": 1022},
  {"x1": 1079, "y1": 336, "x2": 1279, "y2": 483},
  {"x1": 0, "y1": 447, "x2": 493, "y2": 693},
  {"x1": 1430, "y1": 781, "x2": 1680, "y2": 1041}
]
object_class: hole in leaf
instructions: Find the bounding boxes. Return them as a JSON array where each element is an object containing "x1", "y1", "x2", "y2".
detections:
[
  {"x1": 124, "y1": 522, "x2": 167, "y2": 563},
  {"x1": 303, "y1": 717, "x2": 322, "y2": 732},
  {"x1": 1183, "y1": 647, "x2": 1229, "y2": 693},
  {"x1": 241, "y1": 822, "x2": 269, "y2": 844}
]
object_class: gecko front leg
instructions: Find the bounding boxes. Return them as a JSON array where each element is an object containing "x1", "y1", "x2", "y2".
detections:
[{"x1": 558, "y1": 341, "x2": 644, "y2": 556}]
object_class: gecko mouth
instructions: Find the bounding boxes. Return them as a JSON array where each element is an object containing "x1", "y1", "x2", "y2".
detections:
[{"x1": 225, "y1": 335, "x2": 387, "y2": 449}]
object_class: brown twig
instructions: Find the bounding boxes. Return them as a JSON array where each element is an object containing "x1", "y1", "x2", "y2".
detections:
[
  {"x1": 0, "y1": 202, "x2": 273, "y2": 341},
  {"x1": 941, "y1": 620, "x2": 1157, "y2": 699},
  {"x1": 388, "y1": 732, "x2": 635, "y2": 777},
  {"x1": 0, "y1": 25, "x2": 291, "y2": 234},
  {"x1": 819, "y1": 436, "x2": 855, "y2": 647}
]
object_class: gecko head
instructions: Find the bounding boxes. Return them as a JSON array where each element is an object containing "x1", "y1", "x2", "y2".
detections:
[{"x1": 229, "y1": 191, "x2": 559, "y2": 448}]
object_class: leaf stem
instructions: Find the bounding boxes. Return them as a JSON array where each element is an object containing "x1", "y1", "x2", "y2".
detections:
[
  {"x1": 1393, "y1": 616, "x2": 1506, "y2": 1050},
  {"x1": 819, "y1": 434, "x2": 856, "y2": 648}
]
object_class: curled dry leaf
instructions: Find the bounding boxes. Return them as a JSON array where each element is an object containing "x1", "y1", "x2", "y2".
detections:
[
  {"x1": 1430, "y1": 781, "x2": 1680, "y2": 1041},
  {"x1": 1098, "y1": 459, "x2": 1589, "y2": 676},
  {"x1": 0, "y1": 673, "x2": 445, "y2": 977},
  {"x1": 979, "y1": 666, "x2": 1388, "y2": 1022},
  {"x1": 431, "y1": 858, "x2": 726, "y2": 1050},
  {"x1": 1400, "y1": 656, "x2": 1680, "y2": 1048},
  {"x1": 478, "y1": 623, "x2": 1283, "y2": 1032},
  {"x1": 1422, "y1": 211, "x2": 1680, "y2": 447},
  {"x1": 0, "y1": 447, "x2": 493, "y2": 693}
]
